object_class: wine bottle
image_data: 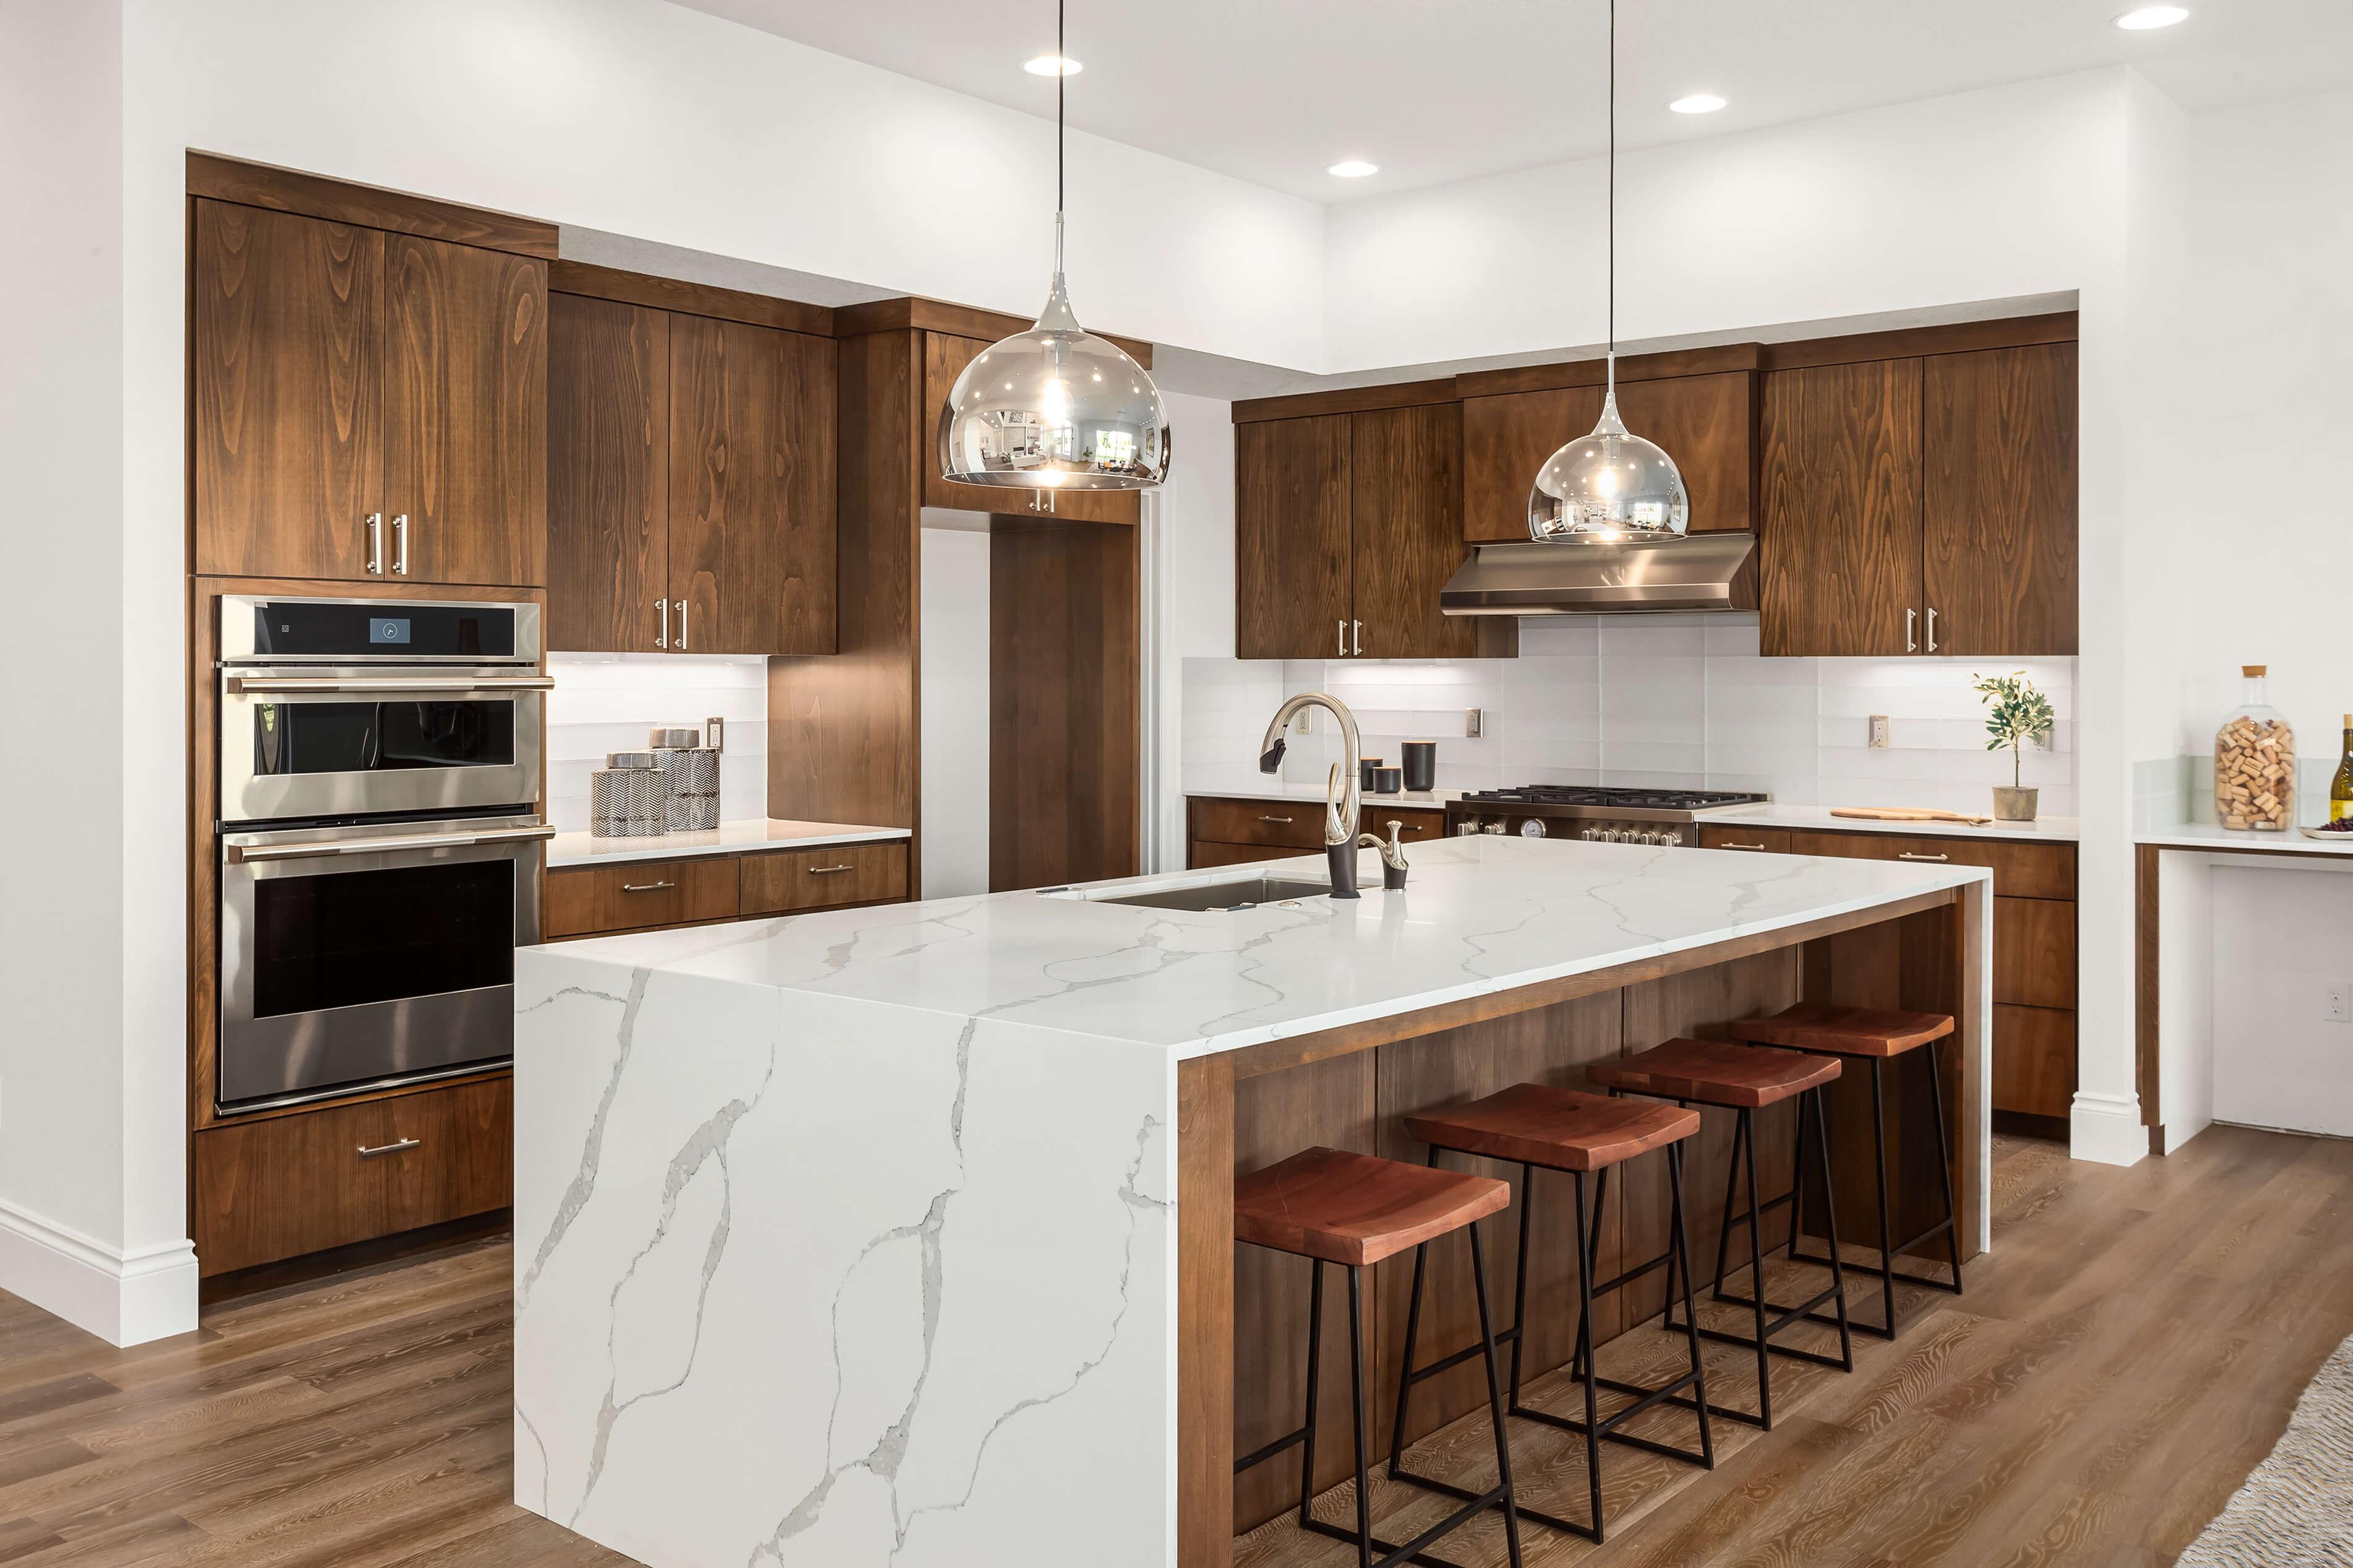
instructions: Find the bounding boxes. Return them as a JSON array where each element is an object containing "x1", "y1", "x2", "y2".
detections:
[{"x1": 2333, "y1": 714, "x2": 2352, "y2": 823}]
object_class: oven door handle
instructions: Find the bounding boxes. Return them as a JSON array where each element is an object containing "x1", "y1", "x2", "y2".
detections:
[
  {"x1": 225, "y1": 675, "x2": 555, "y2": 695},
  {"x1": 227, "y1": 825, "x2": 556, "y2": 864}
]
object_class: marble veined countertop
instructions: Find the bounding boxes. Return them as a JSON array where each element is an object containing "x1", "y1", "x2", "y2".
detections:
[
  {"x1": 545, "y1": 816, "x2": 909, "y2": 868},
  {"x1": 529, "y1": 834, "x2": 1988, "y2": 1060}
]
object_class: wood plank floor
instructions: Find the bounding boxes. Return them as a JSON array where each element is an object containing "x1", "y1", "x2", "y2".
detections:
[{"x1": 1, "y1": 1127, "x2": 2347, "y2": 1566}]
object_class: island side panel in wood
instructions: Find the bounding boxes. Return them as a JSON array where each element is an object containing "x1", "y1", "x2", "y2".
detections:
[
  {"x1": 1370, "y1": 993, "x2": 1624, "y2": 1466},
  {"x1": 1922, "y1": 342, "x2": 2078, "y2": 657},
  {"x1": 546, "y1": 292, "x2": 666, "y2": 653},
  {"x1": 990, "y1": 519, "x2": 1140, "y2": 891},
  {"x1": 1230, "y1": 1052, "x2": 1378, "y2": 1533},
  {"x1": 1349, "y1": 403, "x2": 1474, "y2": 659},
  {"x1": 191, "y1": 201, "x2": 383, "y2": 581},
  {"x1": 1178, "y1": 1053, "x2": 1235, "y2": 1568},
  {"x1": 1759, "y1": 357, "x2": 1923, "y2": 657},
  {"x1": 1235, "y1": 415, "x2": 1352, "y2": 661}
]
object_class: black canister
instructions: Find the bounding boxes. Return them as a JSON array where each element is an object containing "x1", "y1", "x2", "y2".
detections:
[
  {"x1": 1359, "y1": 756, "x2": 1385, "y2": 790},
  {"x1": 1401, "y1": 741, "x2": 1437, "y2": 792},
  {"x1": 1372, "y1": 767, "x2": 1403, "y2": 794}
]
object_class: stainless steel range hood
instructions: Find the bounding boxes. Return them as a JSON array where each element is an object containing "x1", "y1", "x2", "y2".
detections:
[{"x1": 1440, "y1": 531, "x2": 1757, "y2": 616}]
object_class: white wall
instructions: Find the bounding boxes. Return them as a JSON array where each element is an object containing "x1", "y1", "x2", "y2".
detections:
[{"x1": 919, "y1": 523, "x2": 992, "y2": 898}]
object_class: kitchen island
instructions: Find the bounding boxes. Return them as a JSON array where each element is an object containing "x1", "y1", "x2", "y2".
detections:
[{"x1": 511, "y1": 836, "x2": 1990, "y2": 1567}]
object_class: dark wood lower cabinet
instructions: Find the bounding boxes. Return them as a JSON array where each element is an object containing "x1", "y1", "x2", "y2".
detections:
[
  {"x1": 193, "y1": 1076, "x2": 512, "y2": 1277},
  {"x1": 543, "y1": 855, "x2": 740, "y2": 938},
  {"x1": 1185, "y1": 799, "x2": 1446, "y2": 871},
  {"x1": 740, "y1": 841, "x2": 909, "y2": 914}
]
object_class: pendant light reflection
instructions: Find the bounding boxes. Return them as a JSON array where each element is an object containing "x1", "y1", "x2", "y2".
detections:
[
  {"x1": 1528, "y1": 0, "x2": 1686, "y2": 542},
  {"x1": 940, "y1": 5, "x2": 1170, "y2": 493}
]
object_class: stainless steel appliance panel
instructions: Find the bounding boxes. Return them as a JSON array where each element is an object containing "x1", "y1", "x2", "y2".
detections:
[{"x1": 220, "y1": 594, "x2": 542, "y2": 664}]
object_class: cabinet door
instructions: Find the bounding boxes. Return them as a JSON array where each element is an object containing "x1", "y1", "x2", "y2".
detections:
[
  {"x1": 547, "y1": 292, "x2": 668, "y2": 652},
  {"x1": 923, "y1": 332, "x2": 1140, "y2": 524},
  {"x1": 382, "y1": 233, "x2": 547, "y2": 586},
  {"x1": 669, "y1": 318, "x2": 838, "y2": 655},
  {"x1": 192, "y1": 201, "x2": 383, "y2": 581},
  {"x1": 1923, "y1": 343, "x2": 2077, "y2": 656},
  {"x1": 1235, "y1": 415, "x2": 1354, "y2": 659},
  {"x1": 1759, "y1": 359, "x2": 1923, "y2": 656},
  {"x1": 1614, "y1": 371, "x2": 1757, "y2": 534},
  {"x1": 1351, "y1": 403, "x2": 1475, "y2": 659},
  {"x1": 1461, "y1": 388, "x2": 1597, "y2": 543}
]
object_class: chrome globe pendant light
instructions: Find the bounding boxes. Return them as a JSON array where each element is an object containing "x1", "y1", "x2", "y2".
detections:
[
  {"x1": 1528, "y1": 0, "x2": 1687, "y2": 542},
  {"x1": 939, "y1": 0, "x2": 1170, "y2": 497}
]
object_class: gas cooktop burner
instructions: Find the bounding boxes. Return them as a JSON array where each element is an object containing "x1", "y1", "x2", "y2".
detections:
[{"x1": 1456, "y1": 786, "x2": 1769, "y2": 810}]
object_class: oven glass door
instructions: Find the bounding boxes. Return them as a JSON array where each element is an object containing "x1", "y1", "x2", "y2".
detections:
[
  {"x1": 219, "y1": 824, "x2": 544, "y2": 1110},
  {"x1": 220, "y1": 669, "x2": 542, "y2": 823}
]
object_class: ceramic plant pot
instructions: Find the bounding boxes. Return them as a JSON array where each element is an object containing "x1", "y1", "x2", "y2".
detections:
[{"x1": 1991, "y1": 785, "x2": 2039, "y2": 821}]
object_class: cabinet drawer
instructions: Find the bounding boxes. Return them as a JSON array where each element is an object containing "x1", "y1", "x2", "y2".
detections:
[
  {"x1": 1864, "y1": 834, "x2": 2075, "y2": 899},
  {"x1": 1994, "y1": 896, "x2": 2076, "y2": 1008},
  {"x1": 1190, "y1": 797, "x2": 1328, "y2": 849},
  {"x1": 1359, "y1": 805, "x2": 1446, "y2": 843},
  {"x1": 193, "y1": 1076, "x2": 512, "y2": 1277},
  {"x1": 543, "y1": 857, "x2": 739, "y2": 937},
  {"x1": 1697, "y1": 825, "x2": 1793, "y2": 854},
  {"x1": 1191, "y1": 840, "x2": 1287, "y2": 870},
  {"x1": 740, "y1": 841, "x2": 908, "y2": 915}
]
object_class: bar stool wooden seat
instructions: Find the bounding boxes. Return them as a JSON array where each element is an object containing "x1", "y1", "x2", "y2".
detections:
[
  {"x1": 1395, "y1": 1084, "x2": 1711, "y2": 1544},
  {"x1": 1233, "y1": 1146, "x2": 1524, "y2": 1568},
  {"x1": 1586, "y1": 1038, "x2": 1853, "y2": 1429},
  {"x1": 1728, "y1": 1002, "x2": 1964, "y2": 1337}
]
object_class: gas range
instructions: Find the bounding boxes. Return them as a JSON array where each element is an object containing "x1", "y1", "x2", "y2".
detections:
[{"x1": 1443, "y1": 786, "x2": 1769, "y2": 847}]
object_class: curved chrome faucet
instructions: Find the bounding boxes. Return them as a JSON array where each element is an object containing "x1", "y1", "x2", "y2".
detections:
[{"x1": 1257, "y1": 692, "x2": 1365, "y2": 898}]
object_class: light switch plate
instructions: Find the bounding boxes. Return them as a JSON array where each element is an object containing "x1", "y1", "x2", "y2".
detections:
[
  {"x1": 1869, "y1": 715, "x2": 1890, "y2": 749},
  {"x1": 2328, "y1": 983, "x2": 2349, "y2": 1023}
]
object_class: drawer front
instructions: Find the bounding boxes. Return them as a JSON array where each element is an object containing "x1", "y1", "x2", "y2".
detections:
[
  {"x1": 194, "y1": 1075, "x2": 512, "y2": 1276},
  {"x1": 1359, "y1": 806, "x2": 1446, "y2": 844},
  {"x1": 1992, "y1": 1004, "x2": 2075, "y2": 1120},
  {"x1": 1697, "y1": 825, "x2": 1794, "y2": 854},
  {"x1": 1786, "y1": 829, "x2": 1884, "y2": 860},
  {"x1": 1189, "y1": 839, "x2": 1316, "y2": 871},
  {"x1": 1190, "y1": 797, "x2": 1328, "y2": 849},
  {"x1": 1994, "y1": 896, "x2": 2077, "y2": 1008},
  {"x1": 1868, "y1": 834, "x2": 2076, "y2": 899},
  {"x1": 544, "y1": 857, "x2": 739, "y2": 937},
  {"x1": 740, "y1": 841, "x2": 909, "y2": 915}
]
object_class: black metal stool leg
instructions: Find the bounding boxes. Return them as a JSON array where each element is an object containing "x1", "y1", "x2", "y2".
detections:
[
  {"x1": 1811, "y1": 1086, "x2": 1855, "y2": 1372},
  {"x1": 1869, "y1": 1056, "x2": 1898, "y2": 1335},
  {"x1": 1386, "y1": 1242, "x2": 1429, "y2": 1478},
  {"x1": 1300, "y1": 1258, "x2": 1325, "y2": 1528},
  {"x1": 1508, "y1": 1161, "x2": 1533, "y2": 1405},
  {"x1": 1667, "y1": 1143, "x2": 1716, "y2": 1468},
  {"x1": 1568, "y1": 1164, "x2": 1607, "y2": 1386},
  {"x1": 1707, "y1": 1104, "x2": 1748, "y2": 1305},
  {"x1": 1572, "y1": 1168, "x2": 1603, "y2": 1540},
  {"x1": 1736, "y1": 1109, "x2": 1772, "y2": 1427},
  {"x1": 1468, "y1": 1223, "x2": 1526, "y2": 1568},
  {"x1": 1926, "y1": 1035, "x2": 1965, "y2": 1295},
  {"x1": 1347, "y1": 1264, "x2": 1373, "y2": 1568}
]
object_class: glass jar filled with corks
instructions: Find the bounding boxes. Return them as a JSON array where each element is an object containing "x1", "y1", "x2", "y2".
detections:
[{"x1": 2216, "y1": 665, "x2": 2295, "y2": 831}]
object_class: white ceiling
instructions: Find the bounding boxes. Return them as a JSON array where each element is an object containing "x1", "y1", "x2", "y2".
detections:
[{"x1": 679, "y1": 0, "x2": 2353, "y2": 202}]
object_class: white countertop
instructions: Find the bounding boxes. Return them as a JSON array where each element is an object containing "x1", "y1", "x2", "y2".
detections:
[
  {"x1": 535, "y1": 834, "x2": 1986, "y2": 1059},
  {"x1": 2138, "y1": 821, "x2": 2353, "y2": 857},
  {"x1": 545, "y1": 816, "x2": 910, "y2": 868},
  {"x1": 1694, "y1": 803, "x2": 2083, "y2": 843}
]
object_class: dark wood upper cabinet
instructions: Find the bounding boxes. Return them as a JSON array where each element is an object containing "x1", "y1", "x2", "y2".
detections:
[
  {"x1": 921, "y1": 332, "x2": 1141, "y2": 525},
  {"x1": 381, "y1": 233, "x2": 547, "y2": 587},
  {"x1": 1460, "y1": 371, "x2": 1754, "y2": 543},
  {"x1": 1352, "y1": 404, "x2": 1476, "y2": 659},
  {"x1": 547, "y1": 292, "x2": 835, "y2": 656},
  {"x1": 1235, "y1": 414, "x2": 1353, "y2": 659},
  {"x1": 191, "y1": 198, "x2": 546, "y2": 587},
  {"x1": 547, "y1": 292, "x2": 667, "y2": 652},
  {"x1": 1760, "y1": 358, "x2": 1925, "y2": 657},
  {"x1": 1922, "y1": 343, "x2": 2077, "y2": 656},
  {"x1": 192, "y1": 201, "x2": 384, "y2": 581}
]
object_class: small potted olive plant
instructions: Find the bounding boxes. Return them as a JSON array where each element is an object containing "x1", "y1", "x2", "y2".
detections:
[{"x1": 1973, "y1": 671, "x2": 2056, "y2": 821}]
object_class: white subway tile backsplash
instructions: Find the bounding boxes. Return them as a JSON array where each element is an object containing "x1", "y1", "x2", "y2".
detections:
[{"x1": 547, "y1": 654, "x2": 772, "y2": 832}]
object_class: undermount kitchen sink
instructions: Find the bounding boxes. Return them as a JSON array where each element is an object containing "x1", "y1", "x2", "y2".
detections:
[{"x1": 1076, "y1": 873, "x2": 1335, "y2": 912}]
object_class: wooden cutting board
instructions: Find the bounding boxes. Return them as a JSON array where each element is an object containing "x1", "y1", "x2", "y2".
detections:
[{"x1": 1830, "y1": 806, "x2": 1994, "y2": 826}]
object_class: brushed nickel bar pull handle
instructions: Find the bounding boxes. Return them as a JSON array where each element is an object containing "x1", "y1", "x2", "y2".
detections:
[
  {"x1": 677, "y1": 598, "x2": 688, "y2": 650},
  {"x1": 1925, "y1": 606, "x2": 1938, "y2": 653},
  {"x1": 1256, "y1": 815, "x2": 1295, "y2": 823},
  {"x1": 226, "y1": 675, "x2": 555, "y2": 694},
  {"x1": 226, "y1": 824, "x2": 555, "y2": 863},
  {"x1": 1897, "y1": 851, "x2": 1950, "y2": 862},
  {"x1": 1337, "y1": 620, "x2": 1346, "y2": 657},
  {"x1": 365, "y1": 514, "x2": 383, "y2": 575},
  {"x1": 807, "y1": 864, "x2": 856, "y2": 875},
  {"x1": 391, "y1": 514, "x2": 409, "y2": 575},
  {"x1": 357, "y1": 1138, "x2": 420, "y2": 1159},
  {"x1": 656, "y1": 599, "x2": 669, "y2": 649},
  {"x1": 1721, "y1": 842, "x2": 1769, "y2": 851},
  {"x1": 620, "y1": 880, "x2": 676, "y2": 892},
  {"x1": 1352, "y1": 620, "x2": 1362, "y2": 656},
  {"x1": 1905, "y1": 607, "x2": 1918, "y2": 653}
]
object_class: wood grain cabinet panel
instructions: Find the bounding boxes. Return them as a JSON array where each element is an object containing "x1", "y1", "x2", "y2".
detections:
[
  {"x1": 381, "y1": 233, "x2": 547, "y2": 587},
  {"x1": 1760, "y1": 358, "x2": 1925, "y2": 656},
  {"x1": 543, "y1": 857, "x2": 739, "y2": 938},
  {"x1": 1461, "y1": 388, "x2": 1595, "y2": 543},
  {"x1": 1992, "y1": 1004, "x2": 2076, "y2": 1123},
  {"x1": 1190, "y1": 839, "x2": 1287, "y2": 870},
  {"x1": 192, "y1": 201, "x2": 384, "y2": 581},
  {"x1": 1696, "y1": 825, "x2": 1794, "y2": 854},
  {"x1": 1612, "y1": 371, "x2": 1758, "y2": 535},
  {"x1": 1923, "y1": 343, "x2": 2078, "y2": 657},
  {"x1": 1350, "y1": 404, "x2": 1475, "y2": 659},
  {"x1": 547, "y1": 292, "x2": 668, "y2": 652},
  {"x1": 1868, "y1": 834, "x2": 2077, "y2": 899},
  {"x1": 1190, "y1": 798, "x2": 1329, "y2": 850},
  {"x1": 739, "y1": 841, "x2": 909, "y2": 914},
  {"x1": 1994, "y1": 896, "x2": 2077, "y2": 1009},
  {"x1": 378, "y1": 1077, "x2": 513, "y2": 1238},
  {"x1": 1236, "y1": 415, "x2": 1355, "y2": 659},
  {"x1": 922, "y1": 332, "x2": 1141, "y2": 524}
]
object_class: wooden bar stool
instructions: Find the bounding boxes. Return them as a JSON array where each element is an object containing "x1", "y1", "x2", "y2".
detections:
[
  {"x1": 1233, "y1": 1146, "x2": 1524, "y2": 1568},
  {"x1": 1729, "y1": 1002, "x2": 1964, "y2": 1338},
  {"x1": 1394, "y1": 1084, "x2": 1711, "y2": 1544},
  {"x1": 1586, "y1": 1038, "x2": 1853, "y2": 1429}
]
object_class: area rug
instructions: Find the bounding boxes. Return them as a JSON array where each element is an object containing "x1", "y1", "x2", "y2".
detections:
[{"x1": 2178, "y1": 1329, "x2": 2353, "y2": 1566}]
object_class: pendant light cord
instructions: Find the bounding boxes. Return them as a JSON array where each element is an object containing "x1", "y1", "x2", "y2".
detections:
[
  {"x1": 1056, "y1": 0, "x2": 1066, "y2": 274},
  {"x1": 1606, "y1": 0, "x2": 1617, "y2": 399}
]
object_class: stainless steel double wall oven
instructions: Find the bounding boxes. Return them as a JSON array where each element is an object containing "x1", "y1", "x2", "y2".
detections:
[{"x1": 214, "y1": 596, "x2": 552, "y2": 1111}]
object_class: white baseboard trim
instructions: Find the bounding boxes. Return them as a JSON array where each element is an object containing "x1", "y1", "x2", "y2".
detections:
[
  {"x1": 2069, "y1": 1091, "x2": 2150, "y2": 1168},
  {"x1": 0, "y1": 1197, "x2": 198, "y2": 1347}
]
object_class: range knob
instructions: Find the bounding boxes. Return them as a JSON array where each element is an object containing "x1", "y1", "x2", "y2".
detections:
[
  {"x1": 1580, "y1": 827, "x2": 1601, "y2": 841},
  {"x1": 1483, "y1": 821, "x2": 1507, "y2": 835},
  {"x1": 1659, "y1": 831, "x2": 1682, "y2": 848}
]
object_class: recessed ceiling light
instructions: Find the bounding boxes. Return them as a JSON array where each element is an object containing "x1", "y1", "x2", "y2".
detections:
[
  {"x1": 1669, "y1": 93, "x2": 1727, "y2": 114},
  {"x1": 2113, "y1": 6, "x2": 2188, "y2": 28},
  {"x1": 1023, "y1": 54, "x2": 1082, "y2": 76},
  {"x1": 1327, "y1": 160, "x2": 1379, "y2": 178}
]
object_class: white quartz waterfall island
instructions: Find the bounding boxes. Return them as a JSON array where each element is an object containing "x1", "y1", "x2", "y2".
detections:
[{"x1": 511, "y1": 836, "x2": 1990, "y2": 1568}]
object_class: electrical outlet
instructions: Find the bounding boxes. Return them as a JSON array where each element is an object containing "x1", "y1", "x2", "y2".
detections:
[
  {"x1": 1290, "y1": 707, "x2": 1315, "y2": 737},
  {"x1": 1869, "y1": 715, "x2": 1890, "y2": 749},
  {"x1": 1466, "y1": 708, "x2": 1484, "y2": 739},
  {"x1": 2328, "y1": 984, "x2": 2349, "y2": 1024}
]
